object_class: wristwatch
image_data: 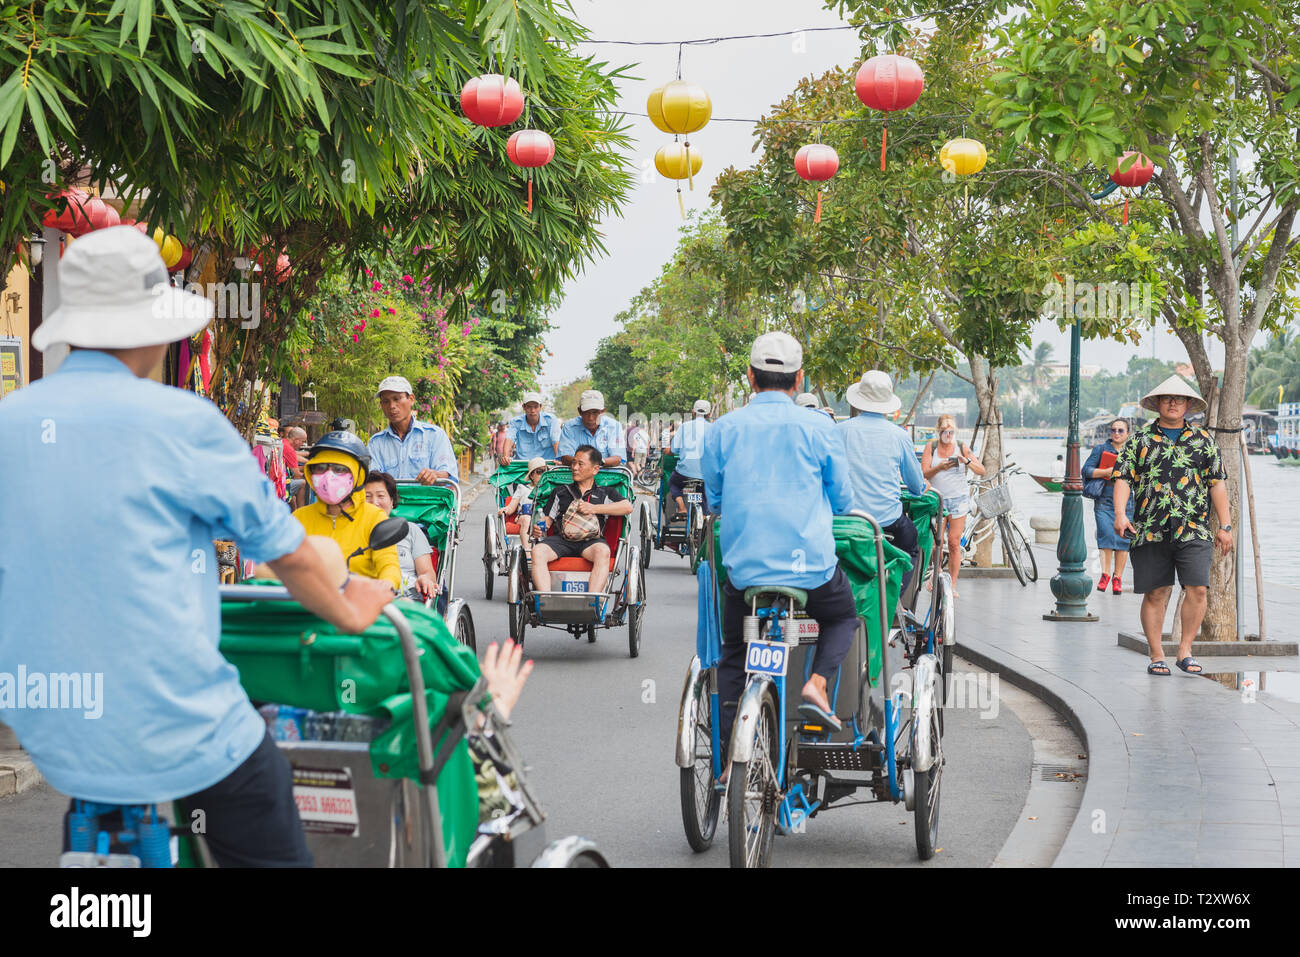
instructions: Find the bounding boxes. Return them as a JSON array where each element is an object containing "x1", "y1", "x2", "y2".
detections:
[{"x1": 1221, "y1": 524, "x2": 1233, "y2": 532}]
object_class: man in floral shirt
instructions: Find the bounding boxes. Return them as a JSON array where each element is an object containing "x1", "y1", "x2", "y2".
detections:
[{"x1": 1114, "y1": 376, "x2": 1233, "y2": 677}]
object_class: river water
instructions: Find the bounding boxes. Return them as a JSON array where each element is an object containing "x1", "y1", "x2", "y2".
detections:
[{"x1": 997, "y1": 437, "x2": 1297, "y2": 589}]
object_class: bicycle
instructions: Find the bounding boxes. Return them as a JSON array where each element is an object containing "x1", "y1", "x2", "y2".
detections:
[
  {"x1": 633, "y1": 449, "x2": 663, "y2": 494},
  {"x1": 942, "y1": 460, "x2": 1038, "y2": 586}
]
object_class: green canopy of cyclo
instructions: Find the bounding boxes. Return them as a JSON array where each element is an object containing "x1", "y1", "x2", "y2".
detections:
[
  {"x1": 489, "y1": 460, "x2": 534, "y2": 507},
  {"x1": 391, "y1": 483, "x2": 457, "y2": 546},
  {"x1": 699, "y1": 493, "x2": 940, "y2": 684},
  {"x1": 218, "y1": 597, "x2": 481, "y2": 866}
]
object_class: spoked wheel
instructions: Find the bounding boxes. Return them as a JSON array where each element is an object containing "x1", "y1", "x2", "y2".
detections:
[
  {"x1": 999, "y1": 516, "x2": 1038, "y2": 585},
  {"x1": 727, "y1": 691, "x2": 779, "y2": 869},
  {"x1": 483, "y1": 518, "x2": 496, "y2": 601},
  {"x1": 913, "y1": 709, "x2": 943, "y2": 860},
  {"x1": 626, "y1": 575, "x2": 644, "y2": 658},
  {"x1": 639, "y1": 506, "x2": 652, "y2": 568},
  {"x1": 686, "y1": 506, "x2": 703, "y2": 570},
  {"x1": 453, "y1": 603, "x2": 477, "y2": 652},
  {"x1": 508, "y1": 555, "x2": 528, "y2": 647},
  {"x1": 680, "y1": 675, "x2": 721, "y2": 851}
]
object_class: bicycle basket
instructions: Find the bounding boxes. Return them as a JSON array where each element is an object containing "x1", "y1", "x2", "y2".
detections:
[{"x1": 975, "y1": 483, "x2": 1014, "y2": 518}]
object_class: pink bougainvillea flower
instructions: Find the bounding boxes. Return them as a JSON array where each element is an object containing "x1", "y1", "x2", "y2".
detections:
[
  {"x1": 470, "y1": 317, "x2": 480, "y2": 326},
  {"x1": 461, "y1": 324, "x2": 471, "y2": 336},
  {"x1": 434, "y1": 308, "x2": 447, "y2": 319},
  {"x1": 402, "y1": 274, "x2": 413, "y2": 283},
  {"x1": 387, "y1": 306, "x2": 396, "y2": 314},
  {"x1": 351, "y1": 333, "x2": 360, "y2": 343},
  {"x1": 308, "y1": 312, "x2": 316, "y2": 321},
  {"x1": 371, "y1": 280, "x2": 382, "y2": 291},
  {"x1": 370, "y1": 308, "x2": 381, "y2": 318},
  {"x1": 364, "y1": 267, "x2": 373, "y2": 277}
]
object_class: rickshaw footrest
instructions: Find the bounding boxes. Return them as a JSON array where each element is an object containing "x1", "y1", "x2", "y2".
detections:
[{"x1": 794, "y1": 742, "x2": 884, "y2": 773}]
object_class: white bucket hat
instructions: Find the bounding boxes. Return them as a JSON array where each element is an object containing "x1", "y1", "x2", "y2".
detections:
[
  {"x1": 375, "y1": 375, "x2": 414, "y2": 397},
  {"x1": 526, "y1": 456, "x2": 548, "y2": 474},
  {"x1": 32, "y1": 226, "x2": 214, "y2": 351},
  {"x1": 1141, "y1": 374, "x2": 1207, "y2": 415},
  {"x1": 845, "y1": 371, "x2": 902, "y2": 414},
  {"x1": 578, "y1": 389, "x2": 605, "y2": 412}
]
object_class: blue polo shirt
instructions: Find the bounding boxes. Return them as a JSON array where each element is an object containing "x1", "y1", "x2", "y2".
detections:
[
  {"x1": 0, "y1": 350, "x2": 305, "y2": 803},
  {"x1": 507, "y1": 411, "x2": 560, "y2": 461},
  {"x1": 367, "y1": 417, "x2": 459, "y2": 483},
  {"x1": 672, "y1": 415, "x2": 712, "y2": 479},
  {"x1": 701, "y1": 391, "x2": 853, "y2": 589},
  {"x1": 839, "y1": 412, "x2": 926, "y2": 524},
  {"x1": 558, "y1": 414, "x2": 623, "y2": 462}
]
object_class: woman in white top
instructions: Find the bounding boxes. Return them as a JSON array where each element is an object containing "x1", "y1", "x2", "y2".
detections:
[
  {"x1": 501, "y1": 456, "x2": 548, "y2": 542},
  {"x1": 921, "y1": 414, "x2": 986, "y2": 594}
]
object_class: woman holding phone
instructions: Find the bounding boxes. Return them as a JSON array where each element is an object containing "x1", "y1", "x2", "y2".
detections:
[
  {"x1": 922, "y1": 414, "x2": 986, "y2": 594},
  {"x1": 1082, "y1": 418, "x2": 1135, "y2": 594}
]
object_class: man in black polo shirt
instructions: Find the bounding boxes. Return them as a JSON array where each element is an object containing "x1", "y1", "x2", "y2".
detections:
[{"x1": 532, "y1": 444, "x2": 634, "y2": 596}]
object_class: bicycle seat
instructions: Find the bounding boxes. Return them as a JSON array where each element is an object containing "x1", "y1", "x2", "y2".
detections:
[{"x1": 743, "y1": 585, "x2": 807, "y2": 609}]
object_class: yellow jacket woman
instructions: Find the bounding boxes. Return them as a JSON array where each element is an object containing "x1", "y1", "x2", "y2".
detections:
[{"x1": 292, "y1": 431, "x2": 401, "y2": 591}]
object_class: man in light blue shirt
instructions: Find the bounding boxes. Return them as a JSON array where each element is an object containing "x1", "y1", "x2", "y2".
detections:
[
  {"x1": 702, "y1": 332, "x2": 858, "y2": 739},
  {"x1": 557, "y1": 389, "x2": 623, "y2": 466},
  {"x1": 668, "y1": 399, "x2": 713, "y2": 516},
  {"x1": 368, "y1": 374, "x2": 459, "y2": 484},
  {"x1": 505, "y1": 391, "x2": 560, "y2": 461},
  {"x1": 840, "y1": 370, "x2": 927, "y2": 594},
  {"x1": 0, "y1": 227, "x2": 395, "y2": 866}
]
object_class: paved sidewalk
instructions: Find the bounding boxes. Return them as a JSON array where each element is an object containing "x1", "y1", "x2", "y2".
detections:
[{"x1": 955, "y1": 551, "x2": 1300, "y2": 867}]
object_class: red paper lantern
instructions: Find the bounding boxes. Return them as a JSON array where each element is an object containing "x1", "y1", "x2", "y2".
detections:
[
  {"x1": 1110, "y1": 151, "x2": 1154, "y2": 224},
  {"x1": 507, "y1": 129, "x2": 555, "y2": 213},
  {"x1": 171, "y1": 245, "x2": 193, "y2": 274},
  {"x1": 460, "y1": 74, "x2": 524, "y2": 128},
  {"x1": 273, "y1": 253, "x2": 291, "y2": 284},
  {"x1": 41, "y1": 188, "x2": 90, "y2": 233},
  {"x1": 795, "y1": 144, "x2": 839, "y2": 223},
  {"x1": 99, "y1": 203, "x2": 121, "y2": 229},
  {"x1": 854, "y1": 54, "x2": 925, "y2": 170}
]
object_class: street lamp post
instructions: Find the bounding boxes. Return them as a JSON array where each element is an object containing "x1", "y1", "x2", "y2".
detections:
[{"x1": 1045, "y1": 316, "x2": 1098, "y2": 622}]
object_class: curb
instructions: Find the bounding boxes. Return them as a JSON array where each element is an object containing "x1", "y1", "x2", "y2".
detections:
[
  {"x1": 0, "y1": 724, "x2": 42, "y2": 797},
  {"x1": 955, "y1": 637, "x2": 1124, "y2": 868}
]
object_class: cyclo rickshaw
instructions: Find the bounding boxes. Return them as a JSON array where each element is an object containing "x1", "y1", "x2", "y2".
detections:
[
  {"x1": 640, "y1": 451, "x2": 705, "y2": 568},
  {"x1": 676, "y1": 491, "x2": 952, "y2": 868},
  {"x1": 505, "y1": 464, "x2": 647, "y2": 657},
  {"x1": 389, "y1": 479, "x2": 476, "y2": 650},
  {"x1": 63, "y1": 519, "x2": 607, "y2": 868},
  {"x1": 482, "y1": 459, "x2": 535, "y2": 600}
]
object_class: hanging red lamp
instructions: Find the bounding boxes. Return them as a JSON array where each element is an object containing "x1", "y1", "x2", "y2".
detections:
[
  {"x1": 1109, "y1": 151, "x2": 1154, "y2": 225},
  {"x1": 854, "y1": 54, "x2": 924, "y2": 170},
  {"x1": 794, "y1": 144, "x2": 839, "y2": 222},
  {"x1": 460, "y1": 74, "x2": 524, "y2": 128},
  {"x1": 506, "y1": 129, "x2": 555, "y2": 213},
  {"x1": 41, "y1": 188, "x2": 90, "y2": 233}
]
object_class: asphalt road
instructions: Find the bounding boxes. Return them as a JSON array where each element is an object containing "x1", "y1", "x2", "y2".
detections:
[{"x1": 0, "y1": 481, "x2": 1045, "y2": 869}]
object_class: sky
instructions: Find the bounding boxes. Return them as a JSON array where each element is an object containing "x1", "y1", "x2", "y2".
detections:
[{"x1": 538, "y1": 0, "x2": 1211, "y2": 394}]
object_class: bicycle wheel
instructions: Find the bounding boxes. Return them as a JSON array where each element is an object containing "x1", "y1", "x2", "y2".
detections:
[
  {"x1": 727, "y1": 690, "x2": 779, "y2": 869},
  {"x1": 680, "y1": 676, "x2": 721, "y2": 851},
  {"x1": 686, "y1": 506, "x2": 703, "y2": 569},
  {"x1": 483, "y1": 518, "x2": 495, "y2": 601},
  {"x1": 914, "y1": 746, "x2": 942, "y2": 861},
  {"x1": 999, "y1": 516, "x2": 1036, "y2": 586}
]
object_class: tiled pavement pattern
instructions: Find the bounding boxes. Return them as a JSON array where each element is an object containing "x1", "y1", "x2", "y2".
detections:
[{"x1": 955, "y1": 555, "x2": 1300, "y2": 867}]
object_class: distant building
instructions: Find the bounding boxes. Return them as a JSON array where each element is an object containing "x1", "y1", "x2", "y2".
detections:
[{"x1": 1045, "y1": 362, "x2": 1101, "y2": 380}]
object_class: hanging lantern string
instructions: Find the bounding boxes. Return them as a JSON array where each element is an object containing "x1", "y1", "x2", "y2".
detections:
[{"x1": 571, "y1": 11, "x2": 946, "y2": 46}]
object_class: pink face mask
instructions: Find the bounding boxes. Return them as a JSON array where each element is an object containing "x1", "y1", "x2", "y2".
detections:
[{"x1": 314, "y1": 470, "x2": 356, "y2": 505}]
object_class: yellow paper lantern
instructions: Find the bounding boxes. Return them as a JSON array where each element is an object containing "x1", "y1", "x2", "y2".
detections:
[
  {"x1": 151, "y1": 226, "x2": 167, "y2": 249},
  {"x1": 654, "y1": 143, "x2": 703, "y2": 180},
  {"x1": 160, "y1": 235, "x2": 183, "y2": 268},
  {"x1": 939, "y1": 137, "x2": 987, "y2": 177},
  {"x1": 647, "y1": 80, "x2": 712, "y2": 135}
]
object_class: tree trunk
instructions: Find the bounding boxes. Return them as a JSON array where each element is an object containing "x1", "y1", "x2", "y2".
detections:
[
  {"x1": 970, "y1": 356, "x2": 1003, "y2": 568},
  {"x1": 1200, "y1": 340, "x2": 1246, "y2": 641}
]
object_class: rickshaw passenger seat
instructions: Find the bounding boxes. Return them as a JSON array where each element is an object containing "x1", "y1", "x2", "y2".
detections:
[
  {"x1": 504, "y1": 519, "x2": 521, "y2": 536},
  {"x1": 743, "y1": 585, "x2": 808, "y2": 609},
  {"x1": 545, "y1": 515, "x2": 622, "y2": 573}
]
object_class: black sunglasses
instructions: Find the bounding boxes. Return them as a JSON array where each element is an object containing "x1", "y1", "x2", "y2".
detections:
[{"x1": 1110, "y1": 427, "x2": 1127, "y2": 433}]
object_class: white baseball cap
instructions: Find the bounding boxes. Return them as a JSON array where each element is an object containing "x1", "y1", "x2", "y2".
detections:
[
  {"x1": 521, "y1": 391, "x2": 544, "y2": 407},
  {"x1": 693, "y1": 399, "x2": 712, "y2": 415},
  {"x1": 749, "y1": 331, "x2": 802, "y2": 374},
  {"x1": 32, "y1": 226, "x2": 214, "y2": 351},
  {"x1": 578, "y1": 389, "x2": 605, "y2": 412},
  {"x1": 846, "y1": 370, "x2": 902, "y2": 414},
  {"x1": 375, "y1": 375, "x2": 414, "y2": 397},
  {"x1": 794, "y1": 392, "x2": 819, "y2": 408}
]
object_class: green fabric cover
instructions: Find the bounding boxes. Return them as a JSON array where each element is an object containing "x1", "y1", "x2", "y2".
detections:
[
  {"x1": 658, "y1": 452, "x2": 680, "y2": 503},
  {"x1": 699, "y1": 516, "x2": 911, "y2": 685},
  {"x1": 901, "y1": 489, "x2": 943, "y2": 584},
  {"x1": 489, "y1": 461, "x2": 533, "y2": 508},
  {"x1": 391, "y1": 484, "x2": 457, "y2": 550},
  {"x1": 219, "y1": 597, "x2": 481, "y2": 867}
]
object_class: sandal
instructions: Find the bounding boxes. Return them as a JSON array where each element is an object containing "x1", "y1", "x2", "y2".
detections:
[
  {"x1": 796, "y1": 701, "x2": 843, "y2": 733},
  {"x1": 1147, "y1": 660, "x2": 1171, "y2": 676},
  {"x1": 1176, "y1": 656, "x2": 1203, "y2": 674}
]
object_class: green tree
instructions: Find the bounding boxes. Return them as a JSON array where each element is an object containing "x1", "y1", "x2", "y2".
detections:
[
  {"x1": 1247, "y1": 329, "x2": 1300, "y2": 405},
  {"x1": 589, "y1": 333, "x2": 638, "y2": 413},
  {"x1": 552, "y1": 376, "x2": 591, "y2": 419}
]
